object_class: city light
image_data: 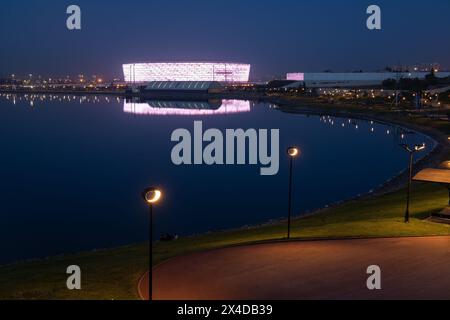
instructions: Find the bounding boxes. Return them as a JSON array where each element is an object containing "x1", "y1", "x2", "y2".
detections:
[
  {"x1": 399, "y1": 143, "x2": 427, "y2": 223},
  {"x1": 287, "y1": 147, "x2": 300, "y2": 157},
  {"x1": 286, "y1": 146, "x2": 300, "y2": 239},
  {"x1": 414, "y1": 143, "x2": 426, "y2": 151},
  {"x1": 144, "y1": 189, "x2": 162, "y2": 204},
  {"x1": 141, "y1": 186, "x2": 163, "y2": 301}
]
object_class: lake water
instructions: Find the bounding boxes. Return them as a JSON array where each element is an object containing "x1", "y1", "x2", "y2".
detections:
[{"x1": 0, "y1": 94, "x2": 433, "y2": 264}]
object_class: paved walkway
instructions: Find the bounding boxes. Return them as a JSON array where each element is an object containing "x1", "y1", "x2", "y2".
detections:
[{"x1": 139, "y1": 236, "x2": 450, "y2": 300}]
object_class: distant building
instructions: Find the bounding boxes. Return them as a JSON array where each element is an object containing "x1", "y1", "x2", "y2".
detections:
[
  {"x1": 286, "y1": 72, "x2": 450, "y2": 88},
  {"x1": 286, "y1": 73, "x2": 305, "y2": 81},
  {"x1": 391, "y1": 63, "x2": 443, "y2": 73},
  {"x1": 123, "y1": 62, "x2": 251, "y2": 83}
]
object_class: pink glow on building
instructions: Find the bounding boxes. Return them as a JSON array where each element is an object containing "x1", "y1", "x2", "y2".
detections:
[
  {"x1": 286, "y1": 73, "x2": 305, "y2": 81},
  {"x1": 123, "y1": 62, "x2": 251, "y2": 83},
  {"x1": 124, "y1": 100, "x2": 251, "y2": 116}
]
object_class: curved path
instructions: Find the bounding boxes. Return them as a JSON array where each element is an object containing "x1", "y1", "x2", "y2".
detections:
[{"x1": 139, "y1": 236, "x2": 450, "y2": 300}]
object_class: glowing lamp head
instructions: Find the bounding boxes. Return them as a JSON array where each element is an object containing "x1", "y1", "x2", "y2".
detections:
[
  {"x1": 287, "y1": 147, "x2": 300, "y2": 157},
  {"x1": 439, "y1": 161, "x2": 450, "y2": 169},
  {"x1": 414, "y1": 143, "x2": 426, "y2": 151},
  {"x1": 142, "y1": 187, "x2": 162, "y2": 204}
]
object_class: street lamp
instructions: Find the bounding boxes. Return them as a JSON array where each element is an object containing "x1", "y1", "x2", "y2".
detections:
[
  {"x1": 287, "y1": 147, "x2": 300, "y2": 239},
  {"x1": 142, "y1": 186, "x2": 162, "y2": 301},
  {"x1": 399, "y1": 143, "x2": 426, "y2": 223}
]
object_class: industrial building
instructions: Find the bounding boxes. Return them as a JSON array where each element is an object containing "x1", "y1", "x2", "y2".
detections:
[
  {"x1": 123, "y1": 62, "x2": 251, "y2": 83},
  {"x1": 286, "y1": 72, "x2": 450, "y2": 88}
]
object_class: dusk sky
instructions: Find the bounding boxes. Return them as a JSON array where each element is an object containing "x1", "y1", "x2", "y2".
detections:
[{"x1": 1, "y1": 0, "x2": 449, "y2": 79}]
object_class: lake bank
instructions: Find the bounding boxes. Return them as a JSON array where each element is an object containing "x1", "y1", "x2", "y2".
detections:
[
  {"x1": 277, "y1": 100, "x2": 450, "y2": 197},
  {"x1": 1, "y1": 183, "x2": 448, "y2": 299}
]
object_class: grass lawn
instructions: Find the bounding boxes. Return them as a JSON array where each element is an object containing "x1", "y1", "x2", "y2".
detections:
[{"x1": 0, "y1": 182, "x2": 449, "y2": 300}]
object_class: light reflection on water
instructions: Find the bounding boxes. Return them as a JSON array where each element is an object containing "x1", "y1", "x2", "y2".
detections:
[{"x1": 124, "y1": 99, "x2": 251, "y2": 116}]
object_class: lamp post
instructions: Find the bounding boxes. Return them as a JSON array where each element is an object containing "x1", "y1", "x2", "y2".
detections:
[
  {"x1": 287, "y1": 147, "x2": 300, "y2": 239},
  {"x1": 142, "y1": 187, "x2": 162, "y2": 301},
  {"x1": 400, "y1": 143, "x2": 425, "y2": 223}
]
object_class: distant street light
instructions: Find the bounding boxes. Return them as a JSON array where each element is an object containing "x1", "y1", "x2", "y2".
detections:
[
  {"x1": 400, "y1": 143, "x2": 426, "y2": 223},
  {"x1": 287, "y1": 147, "x2": 300, "y2": 239},
  {"x1": 142, "y1": 186, "x2": 162, "y2": 301}
]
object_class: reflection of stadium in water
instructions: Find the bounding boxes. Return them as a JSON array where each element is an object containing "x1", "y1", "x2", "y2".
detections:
[{"x1": 123, "y1": 99, "x2": 251, "y2": 116}]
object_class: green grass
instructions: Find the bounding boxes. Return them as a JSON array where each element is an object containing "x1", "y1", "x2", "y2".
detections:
[{"x1": 0, "y1": 182, "x2": 449, "y2": 300}]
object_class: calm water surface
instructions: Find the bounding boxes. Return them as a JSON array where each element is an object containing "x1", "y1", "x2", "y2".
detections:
[{"x1": 0, "y1": 94, "x2": 433, "y2": 263}]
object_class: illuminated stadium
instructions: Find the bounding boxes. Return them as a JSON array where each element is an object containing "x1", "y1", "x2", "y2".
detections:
[{"x1": 123, "y1": 62, "x2": 251, "y2": 83}]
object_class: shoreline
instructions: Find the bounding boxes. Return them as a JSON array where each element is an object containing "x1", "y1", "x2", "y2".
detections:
[
  {"x1": 271, "y1": 103, "x2": 448, "y2": 223},
  {"x1": 183, "y1": 102, "x2": 449, "y2": 236},
  {"x1": 278, "y1": 103, "x2": 447, "y2": 193}
]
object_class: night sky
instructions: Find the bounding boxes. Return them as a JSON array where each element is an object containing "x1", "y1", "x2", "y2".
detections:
[{"x1": 0, "y1": 0, "x2": 449, "y2": 80}]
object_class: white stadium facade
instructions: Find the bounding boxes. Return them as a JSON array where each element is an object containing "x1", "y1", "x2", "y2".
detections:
[{"x1": 123, "y1": 62, "x2": 251, "y2": 83}]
